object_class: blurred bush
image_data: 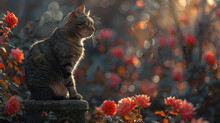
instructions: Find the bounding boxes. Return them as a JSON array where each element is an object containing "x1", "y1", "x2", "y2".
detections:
[{"x1": 0, "y1": 0, "x2": 220, "y2": 122}]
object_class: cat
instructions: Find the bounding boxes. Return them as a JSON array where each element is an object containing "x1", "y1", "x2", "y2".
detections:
[{"x1": 25, "y1": 5, "x2": 95, "y2": 100}]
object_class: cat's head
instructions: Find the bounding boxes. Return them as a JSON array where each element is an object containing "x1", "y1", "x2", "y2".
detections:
[{"x1": 63, "y1": 5, "x2": 95, "y2": 39}]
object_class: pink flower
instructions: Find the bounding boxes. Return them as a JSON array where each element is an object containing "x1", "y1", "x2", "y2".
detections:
[
  {"x1": 117, "y1": 97, "x2": 136, "y2": 116},
  {"x1": 4, "y1": 11, "x2": 18, "y2": 28},
  {"x1": 111, "y1": 47, "x2": 124, "y2": 58},
  {"x1": 179, "y1": 14, "x2": 189, "y2": 24},
  {"x1": 4, "y1": 96, "x2": 20, "y2": 115},
  {"x1": 134, "y1": 95, "x2": 151, "y2": 108},
  {"x1": 109, "y1": 72, "x2": 121, "y2": 89},
  {"x1": 100, "y1": 100, "x2": 117, "y2": 116},
  {"x1": 11, "y1": 48, "x2": 24, "y2": 63},
  {"x1": 184, "y1": 33, "x2": 196, "y2": 46},
  {"x1": 205, "y1": 51, "x2": 217, "y2": 65},
  {"x1": 98, "y1": 29, "x2": 113, "y2": 39}
]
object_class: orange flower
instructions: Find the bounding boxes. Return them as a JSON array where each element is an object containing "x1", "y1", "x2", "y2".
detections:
[
  {"x1": 134, "y1": 94, "x2": 151, "y2": 108},
  {"x1": 4, "y1": 11, "x2": 18, "y2": 28},
  {"x1": 117, "y1": 97, "x2": 136, "y2": 116},
  {"x1": 184, "y1": 33, "x2": 196, "y2": 46},
  {"x1": 205, "y1": 51, "x2": 217, "y2": 65},
  {"x1": 100, "y1": 100, "x2": 117, "y2": 116},
  {"x1": 4, "y1": 96, "x2": 20, "y2": 115},
  {"x1": 11, "y1": 48, "x2": 24, "y2": 63},
  {"x1": 178, "y1": 100, "x2": 196, "y2": 119}
]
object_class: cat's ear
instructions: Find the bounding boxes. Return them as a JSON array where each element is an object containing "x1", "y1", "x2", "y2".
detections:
[
  {"x1": 76, "y1": 4, "x2": 85, "y2": 16},
  {"x1": 87, "y1": 10, "x2": 90, "y2": 16}
]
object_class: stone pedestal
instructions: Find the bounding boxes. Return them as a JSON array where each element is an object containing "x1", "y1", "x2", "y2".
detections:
[{"x1": 24, "y1": 100, "x2": 89, "y2": 123}]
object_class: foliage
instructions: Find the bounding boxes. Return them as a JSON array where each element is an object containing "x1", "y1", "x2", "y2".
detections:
[{"x1": 0, "y1": 0, "x2": 220, "y2": 123}]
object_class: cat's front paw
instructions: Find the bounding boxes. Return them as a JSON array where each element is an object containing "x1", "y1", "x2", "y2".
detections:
[{"x1": 69, "y1": 93, "x2": 83, "y2": 100}]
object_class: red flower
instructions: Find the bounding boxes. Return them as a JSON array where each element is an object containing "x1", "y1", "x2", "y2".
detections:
[
  {"x1": 173, "y1": 72, "x2": 182, "y2": 82},
  {"x1": 169, "y1": 36, "x2": 175, "y2": 48},
  {"x1": 100, "y1": 100, "x2": 117, "y2": 116},
  {"x1": 18, "y1": 67, "x2": 25, "y2": 82},
  {"x1": 4, "y1": 11, "x2": 18, "y2": 28},
  {"x1": 179, "y1": 14, "x2": 189, "y2": 24},
  {"x1": 178, "y1": 100, "x2": 196, "y2": 119},
  {"x1": 184, "y1": 33, "x2": 196, "y2": 46},
  {"x1": 216, "y1": 9, "x2": 220, "y2": 18},
  {"x1": 169, "y1": 26, "x2": 176, "y2": 35},
  {"x1": 4, "y1": 96, "x2": 21, "y2": 115},
  {"x1": 109, "y1": 72, "x2": 121, "y2": 89},
  {"x1": 205, "y1": 51, "x2": 217, "y2": 65},
  {"x1": 98, "y1": 29, "x2": 113, "y2": 39},
  {"x1": 11, "y1": 48, "x2": 24, "y2": 63},
  {"x1": 95, "y1": 107, "x2": 104, "y2": 120},
  {"x1": 134, "y1": 94, "x2": 151, "y2": 108},
  {"x1": 111, "y1": 47, "x2": 124, "y2": 58},
  {"x1": 42, "y1": 112, "x2": 47, "y2": 117},
  {"x1": 117, "y1": 97, "x2": 136, "y2": 116},
  {"x1": 0, "y1": 62, "x2": 4, "y2": 69},
  {"x1": 158, "y1": 35, "x2": 166, "y2": 47}
]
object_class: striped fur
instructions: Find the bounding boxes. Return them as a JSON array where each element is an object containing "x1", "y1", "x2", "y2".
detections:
[{"x1": 25, "y1": 5, "x2": 95, "y2": 100}]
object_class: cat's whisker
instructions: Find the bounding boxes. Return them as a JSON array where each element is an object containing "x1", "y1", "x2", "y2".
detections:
[
  {"x1": 92, "y1": 34, "x2": 97, "y2": 47},
  {"x1": 92, "y1": 16, "x2": 101, "y2": 24}
]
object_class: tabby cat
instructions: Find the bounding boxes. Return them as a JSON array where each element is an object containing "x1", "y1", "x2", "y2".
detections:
[{"x1": 25, "y1": 5, "x2": 95, "y2": 100}]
